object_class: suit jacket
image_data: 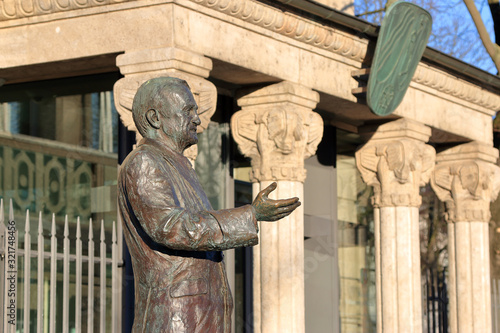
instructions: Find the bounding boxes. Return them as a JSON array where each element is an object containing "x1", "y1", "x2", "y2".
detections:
[{"x1": 118, "y1": 138, "x2": 259, "y2": 332}]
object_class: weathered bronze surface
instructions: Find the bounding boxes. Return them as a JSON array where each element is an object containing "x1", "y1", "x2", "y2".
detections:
[
  {"x1": 118, "y1": 77, "x2": 300, "y2": 332},
  {"x1": 367, "y1": 1, "x2": 432, "y2": 116}
]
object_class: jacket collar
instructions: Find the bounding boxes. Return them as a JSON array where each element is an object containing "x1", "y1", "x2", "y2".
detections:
[{"x1": 138, "y1": 137, "x2": 192, "y2": 168}]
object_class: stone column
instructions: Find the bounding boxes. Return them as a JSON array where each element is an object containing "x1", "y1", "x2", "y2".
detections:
[
  {"x1": 113, "y1": 47, "x2": 217, "y2": 163},
  {"x1": 355, "y1": 119, "x2": 436, "y2": 333},
  {"x1": 231, "y1": 81, "x2": 323, "y2": 333},
  {"x1": 431, "y1": 142, "x2": 500, "y2": 333}
]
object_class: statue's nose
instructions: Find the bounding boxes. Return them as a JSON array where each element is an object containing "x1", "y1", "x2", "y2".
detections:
[{"x1": 193, "y1": 114, "x2": 201, "y2": 126}]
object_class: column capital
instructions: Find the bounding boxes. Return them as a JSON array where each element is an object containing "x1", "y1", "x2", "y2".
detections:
[
  {"x1": 231, "y1": 81, "x2": 322, "y2": 182},
  {"x1": 113, "y1": 47, "x2": 216, "y2": 162},
  {"x1": 356, "y1": 119, "x2": 435, "y2": 207},
  {"x1": 431, "y1": 141, "x2": 500, "y2": 223}
]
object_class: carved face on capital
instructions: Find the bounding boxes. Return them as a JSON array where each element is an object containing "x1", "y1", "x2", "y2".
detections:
[{"x1": 266, "y1": 109, "x2": 303, "y2": 154}]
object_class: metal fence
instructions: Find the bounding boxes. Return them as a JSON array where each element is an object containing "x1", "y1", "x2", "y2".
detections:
[
  {"x1": 423, "y1": 269, "x2": 448, "y2": 333},
  {"x1": 0, "y1": 199, "x2": 123, "y2": 332}
]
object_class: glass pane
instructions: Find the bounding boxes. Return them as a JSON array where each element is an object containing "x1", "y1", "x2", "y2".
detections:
[
  {"x1": 336, "y1": 130, "x2": 376, "y2": 332},
  {"x1": 0, "y1": 74, "x2": 119, "y2": 332}
]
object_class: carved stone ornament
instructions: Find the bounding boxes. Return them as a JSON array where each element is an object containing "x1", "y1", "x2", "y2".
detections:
[
  {"x1": 232, "y1": 106, "x2": 323, "y2": 182},
  {"x1": 431, "y1": 147, "x2": 500, "y2": 223},
  {"x1": 356, "y1": 138, "x2": 436, "y2": 207},
  {"x1": 0, "y1": 0, "x2": 136, "y2": 21}
]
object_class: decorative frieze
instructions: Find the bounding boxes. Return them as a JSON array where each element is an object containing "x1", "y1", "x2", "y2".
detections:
[
  {"x1": 0, "y1": 0, "x2": 136, "y2": 21},
  {"x1": 356, "y1": 119, "x2": 435, "y2": 207},
  {"x1": 2, "y1": 0, "x2": 500, "y2": 114},
  {"x1": 191, "y1": 0, "x2": 368, "y2": 63},
  {"x1": 431, "y1": 141, "x2": 500, "y2": 223},
  {"x1": 190, "y1": 0, "x2": 500, "y2": 113},
  {"x1": 413, "y1": 63, "x2": 500, "y2": 113},
  {"x1": 231, "y1": 81, "x2": 322, "y2": 182}
]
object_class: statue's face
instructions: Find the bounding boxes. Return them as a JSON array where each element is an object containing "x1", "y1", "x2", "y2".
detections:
[{"x1": 159, "y1": 85, "x2": 201, "y2": 151}]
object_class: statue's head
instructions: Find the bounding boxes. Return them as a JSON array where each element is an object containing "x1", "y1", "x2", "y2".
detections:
[{"x1": 132, "y1": 77, "x2": 201, "y2": 152}]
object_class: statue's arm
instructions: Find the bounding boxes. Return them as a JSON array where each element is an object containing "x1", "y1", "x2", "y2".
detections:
[{"x1": 122, "y1": 154, "x2": 258, "y2": 251}]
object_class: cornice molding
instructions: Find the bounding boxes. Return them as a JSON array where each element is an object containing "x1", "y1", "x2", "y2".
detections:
[
  {"x1": 190, "y1": 0, "x2": 367, "y2": 63},
  {"x1": 413, "y1": 63, "x2": 500, "y2": 112},
  {"x1": 191, "y1": 0, "x2": 500, "y2": 112},
  {"x1": 0, "y1": 0, "x2": 137, "y2": 21},
  {"x1": 2, "y1": 0, "x2": 499, "y2": 113}
]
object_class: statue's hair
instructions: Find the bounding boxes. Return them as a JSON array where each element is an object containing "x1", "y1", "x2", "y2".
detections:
[{"x1": 132, "y1": 77, "x2": 190, "y2": 137}]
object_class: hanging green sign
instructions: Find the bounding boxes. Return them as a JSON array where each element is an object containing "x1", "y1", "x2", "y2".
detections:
[{"x1": 367, "y1": 1, "x2": 432, "y2": 116}]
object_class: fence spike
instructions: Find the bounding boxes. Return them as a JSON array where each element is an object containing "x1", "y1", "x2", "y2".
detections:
[
  {"x1": 100, "y1": 220, "x2": 105, "y2": 242},
  {"x1": 88, "y1": 218, "x2": 95, "y2": 333},
  {"x1": 75, "y1": 217, "x2": 82, "y2": 333},
  {"x1": 111, "y1": 221, "x2": 118, "y2": 333},
  {"x1": 8, "y1": 199, "x2": 13, "y2": 222},
  {"x1": 51, "y1": 214, "x2": 56, "y2": 239},
  {"x1": 24, "y1": 209, "x2": 31, "y2": 332},
  {"x1": 38, "y1": 212, "x2": 42, "y2": 236},
  {"x1": 0, "y1": 198, "x2": 4, "y2": 225},
  {"x1": 49, "y1": 214, "x2": 57, "y2": 333},
  {"x1": 100, "y1": 220, "x2": 106, "y2": 333},
  {"x1": 64, "y1": 215, "x2": 69, "y2": 238},
  {"x1": 37, "y1": 211, "x2": 44, "y2": 333},
  {"x1": 62, "y1": 215, "x2": 70, "y2": 333},
  {"x1": 89, "y1": 218, "x2": 93, "y2": 241},
  {"x1": 25, "y1": 209, "x2": 30, "y2": 233},
  {"x1": 76, "y1": 217, "x2": 81, "y2": 240}
]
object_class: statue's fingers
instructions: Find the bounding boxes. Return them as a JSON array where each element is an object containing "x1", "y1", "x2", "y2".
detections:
[
  {"x1": 261, "y1": 182, "x2": 277, "y2": 197},
  {"x1": 269, "y1": 211, "x2": 294, "y2": 221},
  {"x1": 272, "y1": 202, "x2": 301, "y2": 217},
  {"x1": 277, "y1": 201, "x2": 301, "y2": 213},
  {"x1": 271, "y1": 197, "x2": 300, "y2": 207}
]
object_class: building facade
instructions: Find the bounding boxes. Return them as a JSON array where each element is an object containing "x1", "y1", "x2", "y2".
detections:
[{"x1": 1, "y1": 0, "x2": 500, "y2": 332}]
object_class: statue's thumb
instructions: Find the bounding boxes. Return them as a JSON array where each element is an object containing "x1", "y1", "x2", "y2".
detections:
[{"x1": 263, "y1": 182, "x2": 277, "y2": 196}]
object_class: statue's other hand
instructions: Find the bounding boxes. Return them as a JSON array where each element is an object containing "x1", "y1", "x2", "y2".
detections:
[{"x1": 252, "y1": 182, "x2": 301, "y2": 222}]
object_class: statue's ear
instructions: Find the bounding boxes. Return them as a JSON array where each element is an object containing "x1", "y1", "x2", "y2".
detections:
[{"x1": 146, "y1": 109, "x2": 161, "y2": 129}]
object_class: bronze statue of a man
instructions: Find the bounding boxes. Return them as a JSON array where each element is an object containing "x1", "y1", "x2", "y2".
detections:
[{"x1": 118, "y1": 77, "x2": 300, "y2": 332}]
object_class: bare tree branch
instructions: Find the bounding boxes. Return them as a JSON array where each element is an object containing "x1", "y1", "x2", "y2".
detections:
[
  {"x1": 463, "y1": 0, "x2": 500, "y2": 73},
  {"x1": 356, "y1": 8, "x2": 385, "y2": 17}
]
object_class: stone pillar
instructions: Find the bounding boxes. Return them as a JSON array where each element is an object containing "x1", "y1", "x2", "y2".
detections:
[
  {"x1": 231, "y1": 81, "x2": 323, "y2": 333},
  {"x1": 431, "y1": 142, "x2": 500, "y2": 332},
  {"x1": 113, "y1": 47, "x2": 217, "y2": 163},
  {"x1": 355, "y1": 119, "x2": 435, "y2": 333}
]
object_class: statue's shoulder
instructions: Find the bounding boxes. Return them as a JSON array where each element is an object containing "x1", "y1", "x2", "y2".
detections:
[{"x1": 120, "y1": 142, "x2": 161, "y2": 176}]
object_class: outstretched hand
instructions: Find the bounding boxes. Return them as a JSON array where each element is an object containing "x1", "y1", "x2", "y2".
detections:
[{"x1": 252, "y1": 182, "x2": 301, "y2": 221}]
